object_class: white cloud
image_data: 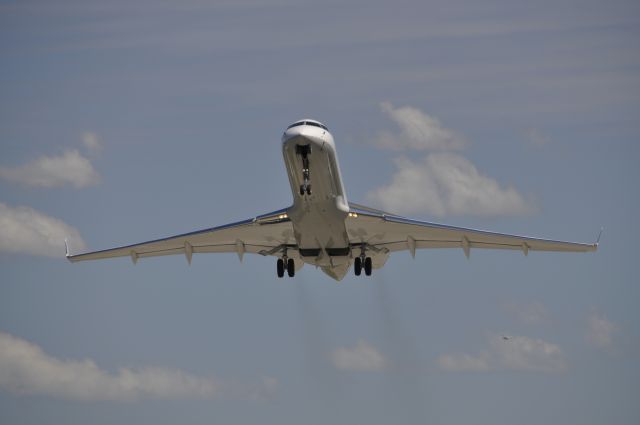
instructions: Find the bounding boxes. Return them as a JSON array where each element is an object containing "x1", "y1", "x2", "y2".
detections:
[
  {"x1": 0, "y1": 149, "x2": 100, "y2": 188},
  {"x1": 367, "y1": 153, "x2": 534, "y2": 217},
  {"x1": 369, "y1": 103, "x2": 535, "y2": 217},
  {"x1": 586, "y1": 313, "x2": 616, "y2": 349},
  {"x1": 437, "y1": 335, "x2": 566, "y2": 373},
  {"x1": 0, "y1": 203, "x2": 86, "y2": 257},
  {"x1": 376, "y1": 102, "x2": 466, "y2": 151},
  {"x1": 330, "y1": 340, "x2": 386, "y2": 372},
  {"x1": 82, "y1": 132, "x2": 103, "y2": 155},
  {"x1": 503, "y1": 301, "x2": 551, "y2": 325},
  {"x1": 493, "y1": 335, "x2": 566, "y2": 372},
  {"x1": 0, "y1": 331, "x2": 276, "y2": 401}
]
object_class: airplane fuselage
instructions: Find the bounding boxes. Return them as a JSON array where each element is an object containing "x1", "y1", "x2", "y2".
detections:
[{"x1": 281, "y1": 120, "x2": 352, "y2": 277}]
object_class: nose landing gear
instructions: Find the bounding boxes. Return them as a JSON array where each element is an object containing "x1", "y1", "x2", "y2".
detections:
[{"x1": 296, "y1": 145, "x2": 312, "y2": 196}]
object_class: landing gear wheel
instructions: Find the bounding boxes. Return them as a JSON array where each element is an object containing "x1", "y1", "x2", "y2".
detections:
[
  {"x1": 364, "y1": 257, "x2": 372, "y2": 276},
  {"x1": 306, "y1": 185, "x2": 312, "y2": 195},
  {"x1": 287, "y1": 258, "x2": 295, "y2": 277},
  {"x1": 354, "y1": 257, "x2": 362, "y2": 276},
  {"x1": 277, "y1": 258, "x2": 284, "y2": 278},
  {"x1": 299, "y1": 185, "x2": 305, "y2": 196}
]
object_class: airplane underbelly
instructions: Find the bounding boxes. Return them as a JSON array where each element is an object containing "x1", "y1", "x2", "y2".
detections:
[{"x1": 282, "y1": 135, "x2": 350, "y2": 266}]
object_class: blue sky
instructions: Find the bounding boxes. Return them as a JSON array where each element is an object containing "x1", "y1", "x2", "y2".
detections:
[{"x1": 1, "y1": 0, "x2": 639, "y2": 424}]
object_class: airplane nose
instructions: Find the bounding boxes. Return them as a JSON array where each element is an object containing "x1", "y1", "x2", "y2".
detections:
[
  {"x1": 285, "y1": 125, "x2": 310, "y2": 138},
  {"x1": 283, "y1": 127, "x2": 323, "y2": 146}
]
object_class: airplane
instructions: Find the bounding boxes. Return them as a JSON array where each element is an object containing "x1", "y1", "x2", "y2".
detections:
[{"x1": 66, "y1": 119, "x2": 599, "y2": 281}]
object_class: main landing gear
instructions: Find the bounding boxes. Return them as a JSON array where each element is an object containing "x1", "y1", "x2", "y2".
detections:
[
  {"x1": 354, "y1": 246, "x2": 372, "y2": 276},
  {"x1": 296, "y1": 145, "x2": 312, "y2": 196},
  {"x1": 276, "y1": 251, "x2": 295, "y2": 278}
]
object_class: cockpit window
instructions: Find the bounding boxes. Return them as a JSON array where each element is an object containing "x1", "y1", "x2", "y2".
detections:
[
  {"x1": 306, "y1": 122, "x2": 329, "y2": 130},
  {"x1": 287, "y1": 121, "x2": 329, "y2": 131},
  {"x1": 287, "y1": 121, "x2": 305, "y2": 129},
  {"x1": 287, "y1": 121, "x2": 304, "y2": 130}
]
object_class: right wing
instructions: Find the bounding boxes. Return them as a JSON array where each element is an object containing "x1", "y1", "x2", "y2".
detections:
[
  {"x1": 66, "y1": 207, "x2": 299, "y2": 266},
  {"x1": 347, "y1": 203, "x2": 598, "y2": 258}
]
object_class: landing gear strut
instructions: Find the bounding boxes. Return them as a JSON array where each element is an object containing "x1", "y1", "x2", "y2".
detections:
[{"x1": 296, "y1": 145, "x2": 312, "y2": 196}]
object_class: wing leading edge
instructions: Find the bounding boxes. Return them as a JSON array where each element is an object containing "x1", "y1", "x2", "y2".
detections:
[
  {"x1": 346, "y1": 203, "x2": 598, "y2": 258},
  {"x1": 66, "y1": 208, "x2": 297, "y2": 265}
]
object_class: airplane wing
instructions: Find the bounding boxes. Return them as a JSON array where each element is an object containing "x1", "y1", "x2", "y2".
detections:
[
  {"x1": 66, "y1": 208, "x2": 300, "y2": 266},
  {"x1": 346, "y1": 203, "x2": 598, "y2": 258}
]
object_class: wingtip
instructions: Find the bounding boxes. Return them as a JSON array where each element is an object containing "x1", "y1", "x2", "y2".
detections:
[
  {"x1": 64, "y1": 238, "x2": 74, "y2": 262},
  {"x1": 596, "y1": 227, "x2": 604, "y2": 245}
]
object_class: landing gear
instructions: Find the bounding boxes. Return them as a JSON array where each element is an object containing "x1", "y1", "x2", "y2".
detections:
[
  {"x1": 296, "y1": 145, "x2": 312, "y2": 196},
  {"x1": 364, "y1": 257, "x2": 372, "y2": 276},
  {"x1": 277, "y1": 258, "x2": 285, "y2": 278},
  {"x1": 354, "y1": 257, "x2": 362, "y2": 276},
  {"x1": 299, "y1": 184, "x2": 311, "y2": 196},
  {"x1": 287, "y1": 258, "x2": 295, "y2": 277},
  {"x1": 276, "y1": 250, "x2": 295, "y2": 278},
  {"x1": 354, "y1": 244, "x2": 373, "y2": 277}
]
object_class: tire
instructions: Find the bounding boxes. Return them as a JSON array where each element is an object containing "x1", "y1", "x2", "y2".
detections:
[
  {"x1": 299, "y1": 185, "x2": 305, "y2": 196},
  {"x1": 306, "y1": 185, "x2": 312, "y2": 195},
  {"x1": 287, "y1": 258, "x2": 295, "y2": 277},
  {"x1": 354, "y1": 257, "x2": 362, "y2": 276},
  {"x1": 277, "y1": 258, "x2": 285, "y2": 278},
  {"x1": 364, "y1": 257, "x2": 372, "y2": 276}
]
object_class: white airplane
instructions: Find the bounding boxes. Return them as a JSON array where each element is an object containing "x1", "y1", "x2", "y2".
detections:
[{"x1": 66, "y1": 119, "x2": 599, "y2": 281}]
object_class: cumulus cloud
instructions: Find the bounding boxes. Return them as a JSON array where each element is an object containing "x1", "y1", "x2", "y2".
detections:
[
  {"x1": 495, "y1": 335, "x2": 566, "y2": 372},
  {"x1": 0, "y1": 203, "x2": 86, "y2": 257},
  {"x1": 376, "y1": 102, "x2": 466, "y2": 151},
  {"x1": 0, "y1": 331, "x2": 276, "y2": 401},
  {"x1": 368, "y1": 103, "x2": 533, "y2": 217},
  {"x1": 437, "y1": 335, "x2": 566, "y2": 373},
  {"x1": 367, "y1": 153, "x2": 534, "y2": 217},
  {"x1": 586, "y1": 313, "x2": 616, "y2": 349},
  {"x1": 503, "y1": 301, "x2": 551, "y2": 325},
  {"x1": 82, "y1": 132, "x2": 103, "y2": 155},
  {"x1": 0, "y1": 149, "x2": 100, "y2": 188},
  {"x1": 330, "y1": 340, "x2": 386, "y2": 372}
]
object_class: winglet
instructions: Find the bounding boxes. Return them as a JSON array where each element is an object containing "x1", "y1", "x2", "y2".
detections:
[
  {"x1": 596, "y1": 227, "x2": 604, "y2": 246},
  {"x1": 64, "y1": 238, "x2": 71, "y2": 260}
]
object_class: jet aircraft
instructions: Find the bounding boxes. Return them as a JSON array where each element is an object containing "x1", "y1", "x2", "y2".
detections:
[{"x1": 67, "y1": 119, "x2": 598, "y2": 281}]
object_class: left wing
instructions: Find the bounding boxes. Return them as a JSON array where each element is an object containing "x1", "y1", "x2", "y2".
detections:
[
  {"x1": 347, "y1": 203, "x2": 598, "y2": 258},
  {"x1": 66, "y1": 208, "x2": 300, "y2": 266}
]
